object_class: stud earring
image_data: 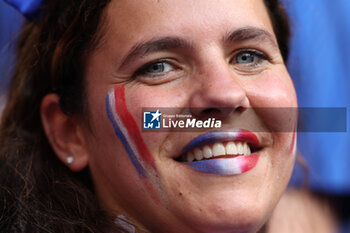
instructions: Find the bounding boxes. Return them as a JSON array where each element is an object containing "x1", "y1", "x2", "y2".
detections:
[{"x1": 66, "y1": 156, "x2": 74, "y2": 164}]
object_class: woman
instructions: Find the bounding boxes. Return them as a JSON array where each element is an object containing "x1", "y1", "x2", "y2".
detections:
[{"x1": 0, "y1": 0, "x2": 297, "y2": 232}]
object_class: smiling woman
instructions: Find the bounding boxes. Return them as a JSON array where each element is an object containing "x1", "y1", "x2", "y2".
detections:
[{"x1": 0, "y1": 0, "x2": 296, "y2": 233}]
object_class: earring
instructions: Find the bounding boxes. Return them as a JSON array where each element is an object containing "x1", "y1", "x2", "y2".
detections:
[{"x1": 66, "y1": 156, "x2": 74, "y2": 164}]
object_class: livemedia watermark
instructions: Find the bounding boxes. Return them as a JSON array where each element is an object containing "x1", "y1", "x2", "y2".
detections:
[{"x1": 141, "y1": 107, "x2": 347, "y2": 132}]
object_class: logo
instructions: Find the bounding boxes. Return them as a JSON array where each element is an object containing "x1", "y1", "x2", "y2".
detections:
[
  {"x1": 142, "y1": 108, "x2": 223, "y2": 131},
  {"x1": 143, "y1": 110, "x2": 162, "y2": 129}
]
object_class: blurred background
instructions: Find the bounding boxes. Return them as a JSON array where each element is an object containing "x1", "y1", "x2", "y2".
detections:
[
  {"x1": 1, "y1": 0, "x2": 350, "y2": 232},
  {"x1": 282, "y1": 1, "x2": 350, "y2": 232},
  {"x1": 0, "y1": 0, "x2": 23, "y2": 111}
]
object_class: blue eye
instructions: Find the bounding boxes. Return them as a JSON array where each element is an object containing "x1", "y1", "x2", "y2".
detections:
[
  {"x1": 133, "y1": 59, "x2": 184, "y2": 84},
  {"x1": 136, "y1": 61, "x2": 174, "y2": 75},
  {"x1": 236, "y1": 53, "x2": 258, "y2": 64},
  {"x1": 234, "y1": 50, "x2": 269, "y2": 66}
]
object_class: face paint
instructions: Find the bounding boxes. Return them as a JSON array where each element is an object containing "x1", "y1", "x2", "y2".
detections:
[
  {"x1": 106, "y1": 85, "x2": 167, "y2": 203},
  {"x1": 188, "y1": 155, "x2": 259, "y2": 175},
  {"x1": 106, "y1": 85, "x2": 155, "y2": 177},
  {"x1": 184, "y1": 130, "x2": 260, "y2": 176}
]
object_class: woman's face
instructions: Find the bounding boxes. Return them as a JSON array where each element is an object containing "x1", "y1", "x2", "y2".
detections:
[{"x1": 82, "y1": 0, "x2": 297, "y2": 232}]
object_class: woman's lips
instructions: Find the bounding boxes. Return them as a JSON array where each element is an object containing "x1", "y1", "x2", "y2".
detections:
[
  {"x1": 188, "y1": 155, "x2": 259, "y2": 176},
  {"x1": 182, "y1": 129, "x2": 260, "y2": 153},
  {"x1": 179, "y1": 129, "x2": 261, "y2": 176}
]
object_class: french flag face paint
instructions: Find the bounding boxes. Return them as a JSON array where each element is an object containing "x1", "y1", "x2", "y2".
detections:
[
  {"x1": 184, "y1": 130, "x2": 260, "y2": 176},
  {"x1": 106, "y1": 85, "x2": 155, "y2": 177},
  {"x1": 188, "y1": 155, "x2": 259, "y2": 175}
]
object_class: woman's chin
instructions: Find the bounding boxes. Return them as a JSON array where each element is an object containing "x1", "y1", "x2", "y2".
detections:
[
  {"x1": 162, "y1": 199, "x2": 270, "y2": 233},
  {"x1": 150, "y1": 154, "x2": 287, "y2": 233}
]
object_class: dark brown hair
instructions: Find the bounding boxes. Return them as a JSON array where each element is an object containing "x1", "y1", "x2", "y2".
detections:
[
  {"x1": 263, "y1": 0, "x2": 291, "y2": 61},
  {"x1": 0, "y1": 1, "x2": 290, "y2": 232},
  {"x1": 0, "y1": 1, "x2": 118, "y2": 232}
]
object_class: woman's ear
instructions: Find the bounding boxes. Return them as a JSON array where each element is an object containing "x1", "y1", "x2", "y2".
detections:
[{"x1": 40, "y1": 94, "x2": 89, "y2": 172}]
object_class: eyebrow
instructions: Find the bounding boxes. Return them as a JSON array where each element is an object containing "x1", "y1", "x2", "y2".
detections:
[
  {"x1": 120, "y1": 37, "x2": 192, "y2": 68},
  {"x1": 120, "y1": 27, "x2": 278, "y2": 68},
  {"x1": 223, "y1": 27, "x2": 278, "y2": 48}
]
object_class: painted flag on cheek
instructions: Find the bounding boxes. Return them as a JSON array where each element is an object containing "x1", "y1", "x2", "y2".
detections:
[{"x1": 106, "y1": 85, "x2": 155, "y2": 177}]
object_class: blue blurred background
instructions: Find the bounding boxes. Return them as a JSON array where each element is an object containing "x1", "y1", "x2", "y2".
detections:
[
  {"x1": 1, "y1": 0, "x2": 350, "y2": 231},
  {"x1": 0, "y1": 0, "x2": 23, "y2": 93},
  {"x1": 284, "y1": 0, "x2": 350, "y2": 194},
  {"x1": 281, "y1": 1, "x2": 350, "y2": 230}
]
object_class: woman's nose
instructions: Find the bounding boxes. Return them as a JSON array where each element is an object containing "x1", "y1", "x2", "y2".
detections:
[{"x1": 189, "y1": 61, "x2": 249, "y2": 119}]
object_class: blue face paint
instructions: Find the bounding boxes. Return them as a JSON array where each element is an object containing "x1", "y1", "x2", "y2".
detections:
[
  {"x1": 106, "y1": 91, "x2": 146, "y2": 177},
  {"x1": 106, "y1": 85, "x2": 165, "y2": 203},
  {"x1": 188, "y1": 155, "x2": 259, "y2": 176}
]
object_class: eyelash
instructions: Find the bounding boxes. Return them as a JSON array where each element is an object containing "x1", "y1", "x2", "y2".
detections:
[
  {"x1": 133, "y1": 59, "x2": 176, "y2": 78},
  {"x1": 133, "y1": 49, "x2": 270, "y2": 80}
]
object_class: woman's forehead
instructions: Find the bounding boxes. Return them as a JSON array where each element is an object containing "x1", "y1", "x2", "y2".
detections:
[
  {"x1": 104, "y1": 0, "x2": 274, "y2": 42},
  {"x1": 98, "y1": 0, "x2": 276, "y2": 68}
]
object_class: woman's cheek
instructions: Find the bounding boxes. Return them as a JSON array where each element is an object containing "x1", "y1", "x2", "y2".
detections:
[
  {"x1": 112, "y1": 83, "x2": 189, "y2": 170},
  {"x1": 246, "y1": 69, "x2": 297, "y2": 132},
  {"x1": 248, "y1": 70, "x2": 297, "y2": 107},
  {"x1": 106, "y1": 84, "x2": 171, "y2": 204},
  {"x1": 126, "y1": 84, "x2": 188, "y2": 109},
  {"x1": 245, "y1": 70, "x2": 297, "y2": 175},
  {"x1": 124, "y1": 84, "x2": 190, "y2": 146}
]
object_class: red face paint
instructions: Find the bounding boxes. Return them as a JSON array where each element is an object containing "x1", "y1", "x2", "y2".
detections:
[
  {"x1": 106, "y1": 84, "x2": 164, "y2": 203},
  {"x1": 113, "y1": 85, "x2": 155, "y2": 166}
]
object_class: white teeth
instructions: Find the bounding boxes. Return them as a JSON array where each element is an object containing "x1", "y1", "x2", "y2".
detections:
[
  {"x1": 237, "y1": 142, "x2": 244, "y2": 155},
  {"x1": 226, "y1": 142, "x2": 237, "y2": 155},
  {"x1": 244, "y1": 143, "x2": 251, "y2": 155},
  {"x1": 203, "y1": 145, "x2": 213, "y2": 159},
  {"x1": 212, "y1": 143, "x2": 226, "y2": 157},
  {"x1": 194, "y1": 148, "x2": 203, "y2": 161},
  {"x1": 185, "y1": 141, "x2": 252, "y2": 162},
  {"x1": 187, "y1": 151, "x2": 194, "y2": 162}
]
